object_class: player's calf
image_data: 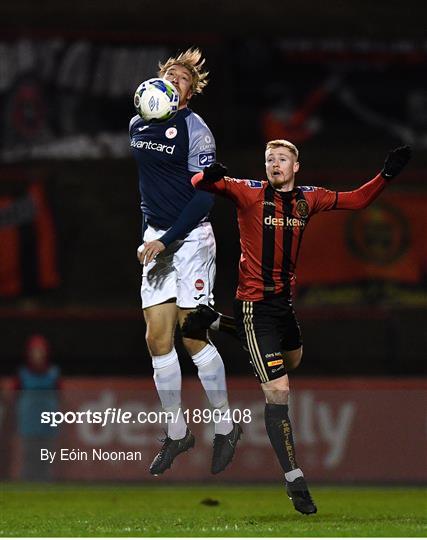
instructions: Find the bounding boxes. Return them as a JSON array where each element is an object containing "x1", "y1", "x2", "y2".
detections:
[{"x1": 263, "y1": 394, "x2": 316, "y2": 513}]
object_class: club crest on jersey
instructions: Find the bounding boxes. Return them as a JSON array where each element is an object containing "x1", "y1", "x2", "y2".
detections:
[
  {"x1": 296, "y1": 200, "x2": 309, "y2": 218},
  {"x1": 198, "y1": 153, "x2": 215, "y2": 166},
  {"x1": 165, "y1": 127, "x2": 177, "y2": 139},
  {"x1": 195, "y1": 279, "x2": 205, "y2": 291}
]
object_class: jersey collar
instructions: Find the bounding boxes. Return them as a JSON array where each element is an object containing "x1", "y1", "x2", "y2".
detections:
[{"x1": 266, "y1": 180, "x2": 298, "y2": 198}]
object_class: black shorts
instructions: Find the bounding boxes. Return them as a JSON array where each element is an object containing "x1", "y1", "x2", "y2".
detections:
[{"x1": 233, "y1": 296, "x2": 302, "y2": 383}]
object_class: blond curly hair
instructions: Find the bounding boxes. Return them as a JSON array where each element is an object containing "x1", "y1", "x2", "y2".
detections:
[{"x1": 158, "y1": 47, "x2": 209, "y2": 95}]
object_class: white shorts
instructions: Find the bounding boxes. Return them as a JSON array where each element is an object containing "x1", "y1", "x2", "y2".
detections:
[{"x1": 140, "y1": 222, "x2": 216, "y2": 309}]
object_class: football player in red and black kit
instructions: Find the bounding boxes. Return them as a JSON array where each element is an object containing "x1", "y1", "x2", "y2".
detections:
[{"x1": 185, "y1": 140, "x2": 411, "y2": 514}]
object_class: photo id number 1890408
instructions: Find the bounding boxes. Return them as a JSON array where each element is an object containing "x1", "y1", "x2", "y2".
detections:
[{"x1": 181, "y1": 408, "x2": 252, "y2": 424}]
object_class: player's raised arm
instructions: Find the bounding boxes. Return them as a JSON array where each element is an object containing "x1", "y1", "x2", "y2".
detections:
[{"x1": 334, "y1": 145, "x2": 411, "y2": 210}]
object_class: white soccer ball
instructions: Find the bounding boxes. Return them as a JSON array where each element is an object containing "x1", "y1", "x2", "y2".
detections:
[{"x1": 134, "y1": 78, "x2": 180, "y2": 122}]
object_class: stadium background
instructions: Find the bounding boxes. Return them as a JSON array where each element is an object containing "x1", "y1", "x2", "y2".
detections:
[{"x1": 0, "y1": 0, "x2": 426, "y2": 485}]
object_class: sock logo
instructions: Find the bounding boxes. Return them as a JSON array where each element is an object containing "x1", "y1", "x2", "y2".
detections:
[{"x1": 282, "y1": 420, "x2": 297, "y2": 470}]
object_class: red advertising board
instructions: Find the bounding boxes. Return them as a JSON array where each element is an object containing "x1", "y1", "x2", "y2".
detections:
[{"x1": 1, "y1": 377, "x2": 426, "y2": 483}]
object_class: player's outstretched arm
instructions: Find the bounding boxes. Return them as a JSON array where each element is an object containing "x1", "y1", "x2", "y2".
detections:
[{"x1": 335, "y1": 145, "x2": 411, "y2": 210}]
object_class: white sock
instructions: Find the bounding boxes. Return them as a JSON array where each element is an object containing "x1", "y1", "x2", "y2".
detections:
[
  {"x1": 152, "y1": 349, "x2": 187, "y2": 440},
  {"x1": 285, "y1": 468, "x2": 304, "y2": 482},
  {"x1": 192, "y1": 344, "x2": 233, "y2": 435}
]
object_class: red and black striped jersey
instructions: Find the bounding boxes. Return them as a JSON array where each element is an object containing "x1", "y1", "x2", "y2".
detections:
[{"x1": 192, "y1": 172, "x2": 387, "y2": 301}]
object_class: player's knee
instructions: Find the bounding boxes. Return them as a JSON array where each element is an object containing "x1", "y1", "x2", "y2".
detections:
[
  {"x1": 285, "y1": 346, "x2": 303, "y2": 371},
  {"x1": 182, "y1": 336, "x2": 208, "y2": 356},
  {"x1": 261, "y1": 375, "x2": 290, "y2": 405},
  {"x1": 145, "y1": 330, "x2": 173, "y2": 356}
]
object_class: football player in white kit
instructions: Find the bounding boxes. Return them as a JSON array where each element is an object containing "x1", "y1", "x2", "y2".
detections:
[{"x1": 130, "y1": 48, "x2": 242, "y2": 475}]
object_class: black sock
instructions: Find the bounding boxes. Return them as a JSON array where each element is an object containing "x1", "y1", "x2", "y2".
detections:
[
  {"x1": 264, "y1": 403, "x2": 299, "y2": 474},
  {"x1": 218, "y1": 314, "x2": 238, "y2": 339}
]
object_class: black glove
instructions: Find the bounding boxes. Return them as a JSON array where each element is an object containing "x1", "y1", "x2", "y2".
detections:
[
  {"x1": 203, "y1": 162, "x2": 228, "y2": 183},
  {"x1": 381, "y1": 145, "x2": 411, "y2": 180}
]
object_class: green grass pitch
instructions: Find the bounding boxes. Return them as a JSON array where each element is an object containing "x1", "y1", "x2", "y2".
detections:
[{"x1": 0, "y1": 484, "x2": 425, "y2": 537}]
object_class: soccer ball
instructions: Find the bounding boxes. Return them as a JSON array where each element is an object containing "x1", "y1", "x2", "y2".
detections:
[{"x1": 134, "y1": 78, "x2": 180, "y2": 122}]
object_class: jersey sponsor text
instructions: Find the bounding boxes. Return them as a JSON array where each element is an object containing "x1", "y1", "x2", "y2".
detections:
[
  {"x1": 264, "y1": 215, "x2": 305, "y2": 228},
  {"x1": 130, "y1": 139, "x2": 176, "y2": 154}
]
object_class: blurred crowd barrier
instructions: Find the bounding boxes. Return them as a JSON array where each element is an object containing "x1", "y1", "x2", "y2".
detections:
[{"x1": 1, "y1": 377, "x2": 425, "y2": 483}]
